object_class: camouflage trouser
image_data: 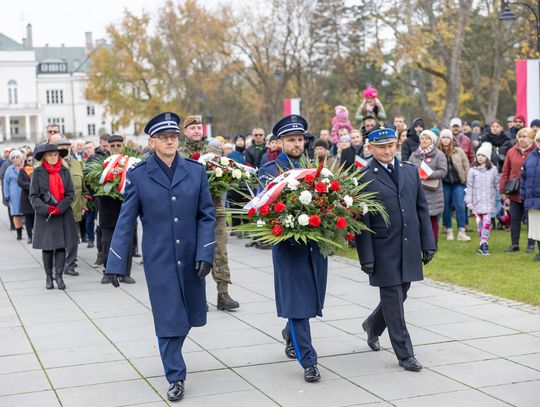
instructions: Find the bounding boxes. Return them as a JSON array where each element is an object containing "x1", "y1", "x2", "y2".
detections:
[{"x1": 212, "y1": 197, "x2": 231, "y2": 293}]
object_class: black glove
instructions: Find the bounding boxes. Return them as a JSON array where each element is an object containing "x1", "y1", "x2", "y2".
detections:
[
  {"x1": 195, "y1": 261, "x2": 213, "y2": 280},
  {"x1": 106, "y1": 274, "x2": 120, "y2": 288},
  {"x1": 361, "y1": 263, "x2": 375, "y2": 275},
  {"x1": 422, "y1": 250, "x2": 436, "y2": 265}
]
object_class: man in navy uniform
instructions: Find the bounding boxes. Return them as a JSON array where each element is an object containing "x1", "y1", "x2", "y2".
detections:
[
  {"x1": 105, "y1": 112, "x2": 216, "y2": 401},
  {"x1": 258, "y1": 114, "x2": 327, "y2": 383},
  {"x1": 355, "y1": 127, "x2": 436, "y2": 372}
]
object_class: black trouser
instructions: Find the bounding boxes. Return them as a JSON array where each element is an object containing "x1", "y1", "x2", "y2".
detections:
[
  {"x1": 96, "y1": 225, "x2": 102, "y2": 253},
  {"x1": 509, "y1": 200, "x2": 535, "y2": 247},
  {"x1": 24, "y1": 213, "x2": 34, "y2": 238},
  {"x1": 366, "y1": 283, "x2": 413, "y2": 361},
  {"x1": 79, "y1": 220, "x2": 86, "y2": 241},
  {"x1": 65, "y1": 243, "x2": 78, "y2": 273},
  {"x1": 102, "y1": 227, "x2": 133, "y2": 276}
]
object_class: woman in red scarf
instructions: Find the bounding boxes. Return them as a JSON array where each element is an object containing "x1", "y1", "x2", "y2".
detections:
[{"x1": 29, "y1": 144, "x2": 78, "y2": 290}]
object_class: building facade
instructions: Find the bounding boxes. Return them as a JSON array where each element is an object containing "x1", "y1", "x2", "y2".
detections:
[{"x1": 0, "y1": 25, "x2": 115, "y2": 142}]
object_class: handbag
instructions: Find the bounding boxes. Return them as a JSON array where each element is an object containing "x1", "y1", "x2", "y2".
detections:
[
  {"x1": 421, "y1": 178, "x2": 440, "y2": 191},
  {"x1": 503, "y1": 178, "x2": 520, "y2": 195}
]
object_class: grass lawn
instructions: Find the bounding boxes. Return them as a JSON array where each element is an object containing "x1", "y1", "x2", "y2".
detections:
[{"x1": 337, "y1": 219, "x2": 540, "y2": 306}]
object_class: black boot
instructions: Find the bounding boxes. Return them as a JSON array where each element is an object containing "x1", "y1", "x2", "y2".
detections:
[
  {"x1": 16, "y1": 228, "x2": 23, "y2": 240},
  {"x1": 217, "y1": 293, "x2": 240, "y2": 311},
  {"x1": 42, "y1": 250, "x2": 54, "y2": 289},
  {"x1": 54, "y1": 249, "x2": 66, "y2": 290}
]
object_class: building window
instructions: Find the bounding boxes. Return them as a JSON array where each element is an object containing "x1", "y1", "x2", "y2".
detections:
[
  {"x1": 87, "y1": 124, "x2": 96, "y2": 136},
  {"x1": 8, "y1": 80, "x2": 18, "y2": 104},
  {"x1": 10, "y1": 119, "x2": 20, "y2": 135},
  {"x1": 48, "y1": 118, "x2": 65, "y2": 134},
  {"x1": 87, "y1": 105, "x2": 95, "y2": 116},
  {"x1": 46, "y1": 90, "x2": 63, "y2": 104}
]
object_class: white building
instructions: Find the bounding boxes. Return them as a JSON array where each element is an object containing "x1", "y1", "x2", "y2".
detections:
[{"x1": 0, "y1": 25, "x2": 116, "y2": 142}]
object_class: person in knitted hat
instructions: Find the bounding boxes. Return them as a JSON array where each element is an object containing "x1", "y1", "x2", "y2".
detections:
[
  {"x1": 330, "y1": 105, "x2": 354, "y2": 144},
  {"x1": 465, "y1": 142, "x2": 499, "y2": 255},
  {"x1": 355, "y1": 86, "x2": 387, "y2": 128},
  {"x1": 313, "y1": 138, "x2": 336, "y2": 168}
]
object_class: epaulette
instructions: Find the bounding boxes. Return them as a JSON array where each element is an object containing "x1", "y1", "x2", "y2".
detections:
[
  {"x1": 129, "y1": 160, "x2": 147, "y2": 172},
  {"x1": 185, "y1": 158, "x2": 204, "y2": 166}
]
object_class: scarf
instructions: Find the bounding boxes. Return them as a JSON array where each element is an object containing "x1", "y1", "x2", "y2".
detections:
[
  {"x1": 419, "y1": 144, "x2": 435, "y2": 156},
  {"x1": 23, "y1": 165, "x2": 33, "y2": 177},
  {"x1": 43, "y1": 160, "x2": 64, "y2": 203},
  {"x1": 267, "y1": 148, "x2": 281, "y2": 162}
]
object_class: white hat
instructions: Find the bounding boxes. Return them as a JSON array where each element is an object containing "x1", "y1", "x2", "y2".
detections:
[
  {"x1": 476, "y1": 142, "x2": 493, "y2": 160},
  {"x1": 449, "y1": 117, "x2": 462, "y2": 127},
  {"x1": 8, "y1": 149, "x2": 23, "y2": 160},
  {"x1": 439, "y1": 129, "x2": 453, "y2": 139},
  {"x1": 419, "y1": 129, "x2": 438, "y2": 145}
]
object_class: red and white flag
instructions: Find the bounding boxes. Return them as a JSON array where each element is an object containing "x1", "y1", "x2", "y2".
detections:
[
  {"x1": 516, "y1": 59, "x2": 540, "y2": 124},
  {"x1": 354, "y1": 155, "x2": 368, "y2": 169},
  {"x1": 418, "y1": 161, "x2": 433, "y2": 180},
  {"x1": 283, "y1": 98, "x2": 301, "y2": 116}
]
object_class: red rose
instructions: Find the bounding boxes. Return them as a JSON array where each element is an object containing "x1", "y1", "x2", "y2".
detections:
[
  {"x1": 274, "y1": 201, "x2": 286, "y2": 213},
  {"x1": 248, "y1": 208, "x2": 256, "y2": 217},
  {"x1": 272, "y1": 225, "x2": 283, "y2": 236},
  {"x1": 309, "y1": 215, "x2": 321, "y2": 227},
  {"x1": 336, "y1": 216, "x2": 347, "y2": 229},
  {"x1": 190, "y1": 152, "x2": 200, "y2": 160},
  {"x1": 346, "y1": 232, "x2": 355, "y2": 241},
  {"x1": 315, "y1": 182, "x2": 327, "y2": 193},
  {"x1": 304, "y1": 174, "x2": 316, "y2": 183},
  {"x1": 259, "y1": 205, "x2": 270, "y2": 216},
  {"x1": 330, "y1": 180, "x2": 340, "y2": 191}
]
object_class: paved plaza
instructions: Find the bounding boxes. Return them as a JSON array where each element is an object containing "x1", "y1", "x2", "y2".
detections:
[{"x1": 1, "y1": 210, "x2": 540, "y2": 406}]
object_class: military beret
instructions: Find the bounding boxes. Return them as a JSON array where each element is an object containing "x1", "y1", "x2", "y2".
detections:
[
  {"x1": 108, "y1": 134, "x2": 124, "y2": 143},
  {"x1": 367, "y1": 127, "x2": 397, "y2": 145},
  {"x1": 183, "y1": 115, "x2": 202, "y2": 129},
  {"x1": 144, "y1": 112, "x2": 181, "y2": 136},
  {"x1": 272, "y1": 114, "x2": 308, "y2": 139}
]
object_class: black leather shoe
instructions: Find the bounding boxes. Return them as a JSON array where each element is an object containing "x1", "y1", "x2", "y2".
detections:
[
  {"x1": 217, "y1": 293, "x2": 240, "y2": 311},
  {"x1": 120, "y1": 276, "x2": 136, "y2": 284},
  {"x1": 282, "y1": 329, "x2": 297, "y2": 359},
  {"x1": 505, "y1": 245, "x2": 519, "y2": 253},
  {"x1": 399, "y1": 356, "x2": 422, "y2": 372},
  {"x1": 64, "y1": 269, "x2": 79, "y2": 276},
  {"x1": 362, "y1": 320, "x2": 380, "y2": 351},
  {"x1": 87, "y1": 241, "x2": 94, "y2": 248},
  {"x1": 526, "y1": 244, "x2": 535, "y2": 253},
  {"x1": 304, "y1": 365, "x2": 321, "y2": 382},
  {"x1": 167, "y1": 380, "x2": 184, "y2": 402}
]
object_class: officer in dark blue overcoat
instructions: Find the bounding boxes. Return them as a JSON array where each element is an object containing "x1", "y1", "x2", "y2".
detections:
[
  {"x1": 258, "y1": 114, "x2": 327, "y2": 383},
  {"x1": 355, "y1": 128, "x2": 436, "y2": 372},
  {"x1": 105, "y1": 112, "x2": 216, "y2": 402}
]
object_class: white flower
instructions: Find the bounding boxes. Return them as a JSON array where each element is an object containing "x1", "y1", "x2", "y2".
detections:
[
  {"x1": 320, "y1": 168, "x2": 333, "y2": 178},
  {"x1": 287, "y1": 179, "x2": 300, "y2": 190},
  {"x1": 352, "y1": 177, "x2": 358, "y2": 186},
  {"x1": 361, "y1": 202, "x2": 369, "y2": 215},
  {"x1": 215, "y1": 168, "x2": 224, "y2": 177},
  {"x1": 284, "y1": 215, "x2": 295, "y2": 228},
  {"x1": 299, "y1": 190, "x2": 312, "y2": 205},
  {"x1": 256, "y1": 219, "x2": 266, "y2": 227},
  {"x1": 243, "y1": 171, "x2": 251, "y2": 179},
  {"x1": 220, "y1": 157, "x2": 230, "y2": 166},
  {"x1": 298, "y1": 214, "x2": 310, "y2": 226},
  {"x1": 343, "y1": 195, "x2": 354, "y2": 208},
  {"x1": 322, "y1": 178, "x2": 331, "y2": 184},
  {"x1": 231, "y1": 169, "x2": 242, "y2": 179}
]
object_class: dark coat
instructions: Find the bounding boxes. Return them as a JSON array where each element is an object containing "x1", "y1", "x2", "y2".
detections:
[
  {"x1": 29, "y1": 164, "x2": 78, "y2": 250},
  {"x1": 401, "y1": 130, "x2": 419, "y2": 162},
  {"x1": 520, "y1": 148, "x2": 540, "y2": 211},
  {"x1": 105, "y1": 154, "x2": 216, "y2": 337},
  {"x1": 97, "y1": 196, "x2": 123, "y2": 229},
  {"x1": 478, "y1": 131, "x2": 513, "y2": 171},
  {"x1": 355, "y1": 159, "x2": 435, "y2": 287},
  {"x1": 16, "y1": 168, "x2": 34, "y2": 215},
  {"x1": 245, "y1": 143, "x2": 267, "y2": 168},
  {"x1": 258, "y1": 153, "x2": 328, "y2": 318},
  {"x1": 340, "y1": 144, "x2": 368, "y2": 172}
]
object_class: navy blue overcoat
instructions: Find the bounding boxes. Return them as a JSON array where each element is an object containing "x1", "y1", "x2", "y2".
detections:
[
  {"x1": 355, "y1": 159, "x2": 435, "y2": 287},
  {"x1": 259, "y1": 154, "x2": 328, "y2": 319},
  {"x1": 106, "y1": 154, "x2": 216, "y2": 337}
]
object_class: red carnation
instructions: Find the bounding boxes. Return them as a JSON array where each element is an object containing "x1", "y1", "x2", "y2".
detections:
[
  {"x1": 346, "y1": 232, "x2": 355, "y2": 241},
  {"x1": 330, "y1": 180, "x2": 340, "y2": 191},
  {"x1": 274, "y1": 201, "x2": 286, "y2": 213},
  {"x1": 336, "y1": 216, "x2": 347, "y2": 229},
  {"x1": 272, "y1": 225, "x2": 283, "y2": 237},
  {"x1": 259, "y1": 205, "x2": 270, "y2": 216},
  {"x1": 248, "y1": 208, "x2": 256, "y2": 217},
  {"x1": 315, "y1": 182, "x2": 327, "y2": 193},
  {"x1": 304, "y1": 174, "x2": 316, "y2": 183},
  {"x1": 309, "y1": 215, "x2": 321, "y2": 227},
  {"x1": 190, "y1": 152, "x2": 200, "y2": 160}
]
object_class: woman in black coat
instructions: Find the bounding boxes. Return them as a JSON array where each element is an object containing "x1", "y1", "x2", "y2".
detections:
[
  {"x1": 17, "y1": 152, "x2": 35, "y2": 244},
  {"x1": 30, "y1": 144, "x2": 78, "y2": 290}
]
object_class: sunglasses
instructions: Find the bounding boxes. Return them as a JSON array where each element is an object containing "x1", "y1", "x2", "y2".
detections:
[{"x1": 47, "y1": 129, "x2": 59, "y2": 134}]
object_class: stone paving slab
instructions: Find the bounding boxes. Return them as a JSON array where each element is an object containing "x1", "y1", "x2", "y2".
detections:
[{"x1": 0, "y1": 205, "x2": 539, "y2": 406}]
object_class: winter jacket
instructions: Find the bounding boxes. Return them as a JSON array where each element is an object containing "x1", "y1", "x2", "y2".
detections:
[
  {"x1": 455, "y1": 134, "x2": 475, "y2": 164},
  {"x1": 3, "y1": 165, "x2": 22, "y2": 215},
  {"x1": 331, "y1": 107, "x2": 354, "y2": 144},
  {"x1": 244, "y1": 143, "x2": 267, "y2": 168},
  {"x1": 520, "y1": 148, "x2": 540, "y2": 211},
  {"x1": 478, "y1": 131, "x2": 513, "y2": 172},
  {"x1": 440, "y1": 147, "x2": 469, "y2": 185},
  {"x1": 64, "y1": 156, "x2": 88, "y2": 222},
  {"x1": 499, "y1": 144, "x2": 535, "y2": 202},
  {"x1": 16, "y1": 167, "x2": 34, "y2": 215},
  {"x1": 401, "y1": 130, "x2": 419, "y2": 162},
  {"x1": 409, "y1": 148, "x2": 448, "y2": 216},
  {"x1": 465, "y1": 165, "x2": 499, "y2": 215},
  {"x1": 354, "y1": 101, "x2": 387, "y2": 128}
]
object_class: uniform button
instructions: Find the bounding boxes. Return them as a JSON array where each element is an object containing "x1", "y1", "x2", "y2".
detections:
[
  {"x1": 176, "y1": 239, "x2": 181, "y2": 245},
  {"x1": 177, "y1": 260, "x2": 181, "y2": 266},
  {"x1": 171, "y1": 196, "x2": 177, "y2": 202},
  {"x1": 402, "y1": 209, "x2": 405, "y2": 212},
  {"x1": 174, "y1": 218, "x2": 179, "y2": 223},
  {"x1": 404, "y1": 238, "x2": 408, "y2": 241},
  {"x1": 404, "y1": 223, "x2": 407, "y2": 227}
]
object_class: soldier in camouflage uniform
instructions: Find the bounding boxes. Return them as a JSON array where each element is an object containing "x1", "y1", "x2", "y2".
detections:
[{"x1": 178, "y1": 115, "x2": 239, "y2": 311}]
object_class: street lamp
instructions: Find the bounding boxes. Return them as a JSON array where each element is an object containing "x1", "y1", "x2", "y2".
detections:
[{"x1": 499, "y1": 0, "x2": 540, "y2": 52}]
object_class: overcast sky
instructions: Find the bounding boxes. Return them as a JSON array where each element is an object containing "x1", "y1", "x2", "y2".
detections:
[{"x1": 1, "y1": 0, "x2": 232, "y2": 47}]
